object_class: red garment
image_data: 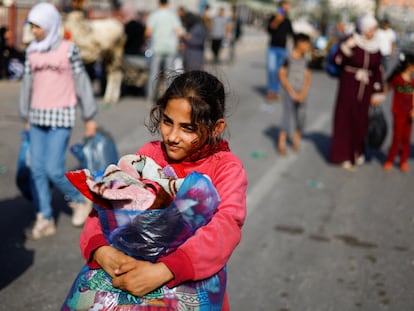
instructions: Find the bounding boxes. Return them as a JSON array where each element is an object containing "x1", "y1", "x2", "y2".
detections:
[
  {"x1": 79, "y1": 140, "x2": 248, "y2": 310},
  {"x1": 385, "y1": 75, "x2": 414, "y2": 164},
  {"x1": 329, "y1": 40, "x2": 384, "y2": 164}
]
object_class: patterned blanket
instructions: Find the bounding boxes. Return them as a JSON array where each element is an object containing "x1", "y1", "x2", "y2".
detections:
[{"x1": 62, "y1": 155, "x2": 226, "y2": 310}]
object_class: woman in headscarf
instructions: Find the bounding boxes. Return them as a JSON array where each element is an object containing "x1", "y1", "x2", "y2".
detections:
[
  {"x1": 181, "y1": 12, "x2": 206, "y2": 71},
  {"x1": 329, "y1": 14, "x2": 385, "y2": 171},
  {"x1": 19, "y1": 2, "x2": 98, "y2": 240}
]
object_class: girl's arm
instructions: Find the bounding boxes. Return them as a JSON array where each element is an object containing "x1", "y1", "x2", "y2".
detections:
[
  {"x1": 158, "y1": 156, "x2": 247, "y2": 285},
  {"x1": 18, "y1": 58, "x2": 33, "y2": 123},
  {"x1": 79, "y1": 210, "x2": 110, "y2": 269},
  {"x1": 113, "y1": 153, "x2": 247, "y2": 295},
  {"x1": 82, "y1": 145, "x2": 247, "y2": 295},
  {"x1": 80, "y1": 210, "x2": 136, "y2": 276}
]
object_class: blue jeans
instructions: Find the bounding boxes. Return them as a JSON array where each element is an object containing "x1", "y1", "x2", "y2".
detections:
[
  {"x1": 267, "y1": 46, "x2": 288, "y2": 94},
  {"x1": 29, "y1": 125, "x2": 85, "y2": 220},
  {"x1": 147, "y1": 53, "x2": 177, "y2": 101}
]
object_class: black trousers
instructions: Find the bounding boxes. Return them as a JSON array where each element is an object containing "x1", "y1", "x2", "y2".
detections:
[{"x1": 211, "y1": 38, "x2": 223, "y2": 62}]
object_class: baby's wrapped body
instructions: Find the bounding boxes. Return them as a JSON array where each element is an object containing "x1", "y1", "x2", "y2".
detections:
[{"x1": 62, "y1": 155, "x2": 226, "y2": 310}]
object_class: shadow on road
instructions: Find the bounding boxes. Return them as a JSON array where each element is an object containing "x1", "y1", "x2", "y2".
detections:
[
  {"x1": 302, "y1": 131, "x2": 331, "y2": 161},
  {"x1": 263, "y1": 125, "x2": 280, "y2": 150},
  {"x1": 0, "y1": 196, "x2": 34, "y2": 290},
  {"x1": 366, "y1": 147, "x2": 387, "y2": 164},
  {"x1": 253, "y1": 85, "x2": 267, "y2": 98},
  {"x1": 0, "y1": 192, "x2": 72, "y2": 290},
  {"x1": 264, "y1": 127, "x2": 331, "y2": 163}
]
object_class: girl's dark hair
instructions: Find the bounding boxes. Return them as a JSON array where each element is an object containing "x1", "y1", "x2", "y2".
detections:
[
  {"x1": 147, "y1": 70, "x2": 226, "y2": 143},
  {"x1": 387, "y1": 52, "x2": 414, "y2": 83}
]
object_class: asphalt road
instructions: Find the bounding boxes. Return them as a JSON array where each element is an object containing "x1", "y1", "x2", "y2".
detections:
[{"x1": 1, "y1": 26, "x2": 414, "y2": 311}]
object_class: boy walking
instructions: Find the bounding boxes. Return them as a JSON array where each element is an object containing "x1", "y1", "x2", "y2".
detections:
[{"x1": 277, "y1": 33, "x2": 312, "y2": 155}]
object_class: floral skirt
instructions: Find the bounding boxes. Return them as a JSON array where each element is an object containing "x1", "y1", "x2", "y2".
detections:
[{"x1": 61, "y1": 265, "x2": 226, "y2": 311}]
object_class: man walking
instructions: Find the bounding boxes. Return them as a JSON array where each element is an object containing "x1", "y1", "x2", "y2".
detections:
[
  {"x1": 145, "y1": 0, "x2": 183, "y2": 101},
  {"x1": 210, "y1": 7, "x2": 230, "y2": 64},
  {"x1": 376, "y1": 18, "x2": 397, "y2": 79},
  {"x1": 266, "y1": 0, "x2": 293, "y2": 101}
]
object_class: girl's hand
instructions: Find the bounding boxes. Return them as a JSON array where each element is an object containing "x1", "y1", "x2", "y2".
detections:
[
  {"x1": 84, "y1": 119, "x2": 97, "y2": 138},
  {"x1": 112, "y1": 261, "x2": 174, "y2": 297},
  {"x1": 24, "y1": 122, "x2": 30, "y2": 131},
  {"x1": 93, "y1": 246, "x2": 135, "y2": 278}
]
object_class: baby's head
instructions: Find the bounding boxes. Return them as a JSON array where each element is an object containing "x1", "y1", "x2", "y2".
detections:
[{"x1": 148, "y1": 70, "x2": 227, "y2": 148}]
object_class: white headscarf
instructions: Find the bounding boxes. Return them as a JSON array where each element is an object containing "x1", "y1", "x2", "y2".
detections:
[
  {"x1": 359, "y1": 14, "x2": 378, "y2": 35},
  {"x1": 354, "y1": 14, "x2": 379, "y2": 53},
  {"x1": 26, "y1": 2, "x2": 61, "y2": 53}
]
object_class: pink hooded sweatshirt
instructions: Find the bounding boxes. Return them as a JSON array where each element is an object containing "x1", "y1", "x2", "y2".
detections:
[{"x1": 79, "y1": 140, "x2": 248, "y2": 310}]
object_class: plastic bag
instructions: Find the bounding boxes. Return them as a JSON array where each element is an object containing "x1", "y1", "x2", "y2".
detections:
[
  {"x1": 16, "y1": 130, "x2": 32, "y2": 201},
  {"x1": 367, "y1": 105, "x2": 387, "y2": 149},
  {"x1": 62, "y1": 265, "x2": 227, "y2": 311},
  {"x1": 326, "y1": 43, "x2": 341, "y2": 77},
  {"x1": 66, "y1": 166, "x2": 219, "y2": 262},
  {"x1": 62, "y1": 160, "x2": 226, "y2": 310},
  {"x1": 103, "y1": 172, "x2": 218, "y2": 261},
  {"x1": 70, "y1": 128, "x2": 119, "y2": 173}
]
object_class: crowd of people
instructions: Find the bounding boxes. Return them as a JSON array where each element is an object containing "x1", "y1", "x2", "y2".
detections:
[
  {"x1": 109, "y1": 0, "x2": 243, "y2": 101},
  {"x1": 1, "y1": 0, "x2": 244, "y2": 98},
  {"x1": 15, "y1": 1, "x2": 247, "y2": 310},
  {"x1": 5, "y1": 0, "x2": 414, "y2": 309},
  {"x1": 265, "y1": 1, "x2": 414, "y2": 174}
]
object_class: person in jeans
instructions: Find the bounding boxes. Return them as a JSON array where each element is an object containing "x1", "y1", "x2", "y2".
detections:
[
  {"x1": 19, "y1": 2, "x2": 97, "y2": 240},
  {"x1": 210, "y1": 7, "x2": 230, "y2": 64},
  {"x1": 266, "y1": 0, "x2": 294, "y2": 101},
  {"x1": 145, "y1": 0, "x2": 183, "y2": 102}
]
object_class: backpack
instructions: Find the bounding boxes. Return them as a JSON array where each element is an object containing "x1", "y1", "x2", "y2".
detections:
[{"x1": 326, "y1": 43, "x2": 341, "y2": 77}]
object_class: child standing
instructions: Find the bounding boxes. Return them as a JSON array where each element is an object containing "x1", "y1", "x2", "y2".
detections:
[
  {"x1": 75, "y1": 70, "x2": 247, "y2": 310},
  {"x1": 277, "y1": 32, "x2": 312, "y2": 155},
  {"x1": 383, "y1": 53, "x2": 414, "y2": 172},
  {"x1": 19, "y1": 2, "x2": 97, "y2": 239}
]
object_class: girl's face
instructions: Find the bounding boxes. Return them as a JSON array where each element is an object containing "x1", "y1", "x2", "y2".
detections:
[
  {"x1": 160, "y1": 98, "x2": 207, "y2": 161},
  {"x1": 30, "y1": 23, "x2": 46, "y2": 41}
]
